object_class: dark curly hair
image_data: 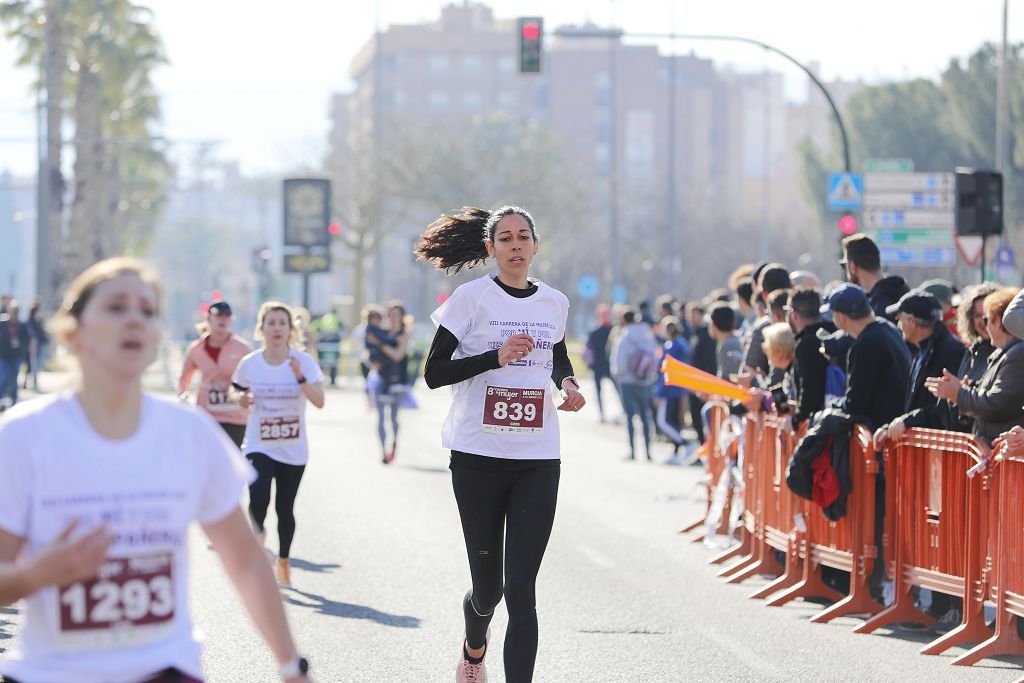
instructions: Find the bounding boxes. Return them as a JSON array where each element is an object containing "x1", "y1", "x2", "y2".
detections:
[{"x1": 415, "y1": 205, "x2": 537, "y2": 274}]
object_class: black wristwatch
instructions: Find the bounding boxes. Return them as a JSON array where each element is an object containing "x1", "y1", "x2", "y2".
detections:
[
  {"x1": 296, "y1": 375, "x2": 307, "y2": 384},
  {"x1": 279, "y1": 655, "x2": 309, "y2": 678}
]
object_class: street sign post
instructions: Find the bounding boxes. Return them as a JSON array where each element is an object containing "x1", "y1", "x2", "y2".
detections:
[
  {"x1": 864, "y1": 158, "x2": 914, "y2": 173},
  {"x1": 827, "y1": 173, "x2": 863, "y2": 211},
  {"x1": 863, "y1": 171, "x2": 957, "y2": 267}
]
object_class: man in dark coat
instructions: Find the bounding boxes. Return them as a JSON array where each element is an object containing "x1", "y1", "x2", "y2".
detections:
[
  {"x1": 840, "y1": 234, "x2": 909, "y2": 324},
  {"x1": 787, "y1": 287, "x2": 837, "y2": 429},
  {"x1": 0, "y1": 301, "x2": 30, "y2": 408}
]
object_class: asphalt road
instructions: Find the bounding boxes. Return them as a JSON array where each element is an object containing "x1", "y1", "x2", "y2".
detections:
[{"x1": 2, "y1": 375, "x2": 1023, "y2": 681}]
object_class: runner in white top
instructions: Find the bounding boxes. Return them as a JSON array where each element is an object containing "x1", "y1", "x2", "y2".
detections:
[
  {"x1": 0, "y1": 258, "x2": 310, "y2": 683},
  {"x1": 417, "y1": 206, "x2": 586, "y2": 683},
  {"x1": 232, "y1": 301, "x2": 324, "y2": 589}
]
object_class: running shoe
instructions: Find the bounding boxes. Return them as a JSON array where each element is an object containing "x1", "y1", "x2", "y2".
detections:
[
  {"x1": 276, "y1": 558, "x2": 292, "y2": 588},
  {"x1": 384, "y1": 445, "x2": 396, "y2": 465},
  {"x1": 455, "y1": 631, "x2": 488, "y2": 683},
  {"x1": 663, "y1": 453, "x2": 682, "y2": 466}
]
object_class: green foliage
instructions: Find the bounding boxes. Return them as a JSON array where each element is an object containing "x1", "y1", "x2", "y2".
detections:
[{"x1": 800, "y1": 41, "x2": 1023, "y2": 226}]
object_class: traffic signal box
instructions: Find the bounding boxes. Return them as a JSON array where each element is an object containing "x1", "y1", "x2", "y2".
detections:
[
  {"x1": 955, "y1": 169, "x2": 1003, "y2": 237},
  {"x1": 518, "y1": 17, "x2": 543, "y2": 73}
]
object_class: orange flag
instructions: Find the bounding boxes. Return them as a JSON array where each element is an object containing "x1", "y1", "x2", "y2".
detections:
[{"x1": 661, "y1": 355, "x2": 755, "y2": 402}]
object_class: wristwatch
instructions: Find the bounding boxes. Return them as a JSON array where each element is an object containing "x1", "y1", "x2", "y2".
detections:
[
  {"x1": 296, "y1": 375, "x2": 307, "y2": 384},
  {"x1": 563, "y1": 376, "x2": 580, "y2": 390},
  {"x1": 279, "y1": 655, "x2": 309, "y2": 679}
]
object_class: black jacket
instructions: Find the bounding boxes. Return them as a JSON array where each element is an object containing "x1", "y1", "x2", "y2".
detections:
[
  {"x1": 868, "y1": 275, "x2": 910, "y2": 324},
  {"x1": 899, "y1": 323, "x2": 966, "y2": 428},
  {"x1": 690, "y1": 324, "x2": 717, "y2": 374},
  {"x1": 920, "y1": 339, "x2": 995, "y2": 433},
  {"x1": 840, "y1": 319, "x2": 911, "y2": 431},
  {"x1": 786, "y1": 409, "x2": 854, "y2": 521},
  {"x1": 0, "y1": 316, "x2": 29, "y2": 362},
  {"x1": 585, "y1": 324, "x2": 612, "y2": 375},
  {"x1": 956, "y1": 338, "x2": 1024, "y2": 442},
  {"x1": 791, "y1": 320, "x2": 835, "y2": 427}
]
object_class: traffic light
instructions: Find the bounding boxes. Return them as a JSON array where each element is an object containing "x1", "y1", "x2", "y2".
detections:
[
  {"x1": 328, "y1": 222, "x2": 341, "y2": 236},
  {"x1": 955, "y1": 169, "x2": 1003, "y2": 236},
  {"x1": 518, "y1": 17, "x2": 543, "y2": 73},
  {"x1": 838, "y1": 213, "x2": 858, "y2": 236}
]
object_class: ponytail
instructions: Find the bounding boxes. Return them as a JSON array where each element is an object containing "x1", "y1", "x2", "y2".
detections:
[
  {"x1": 415, "y1": 205, "x2": 537, "y2": 274},
  {"x1": 415, "y1": 207, "x2": 490, "y2": 274}
]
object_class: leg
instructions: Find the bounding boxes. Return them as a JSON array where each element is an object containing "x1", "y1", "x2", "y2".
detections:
[
  {"x1": 451, "y1": 460, "x2": 509, "y2": 651},
  {"x1": 246, "y1": 453, "x2": 275, "y2": 534},
  {"x1": 690, "y1": 395, "x2": 706, "y2": 443},
  {"x1": 620, "y1": 385, "x2": 639, "y2": 457},
  {"x1": 592, "y1": 371, "x2": 606, "y2": 420},
  {"x1": 274, "y1": 463, "x2": 306, "y2": 558},
  {"x1": 375, "y1": 395, "x2": 388, "y2": 451},
  {"x1": 503, "y1": 465, "x2": 560, "y2": 683},
  {"x1": 655, "y1": 398, "x2": 683, "y2": 447},
  {"x1": 638, "y1": 388, "x2": 654, "y2": 458}
]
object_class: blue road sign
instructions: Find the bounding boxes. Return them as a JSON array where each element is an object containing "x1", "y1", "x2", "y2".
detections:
[
  {"x1": 828, "y1": 173, "x2": 864, "y2": 211},
  {"x1": 996, "y1": 245, "x2": 1016, "y2": 268},
  {"x1": 612, "y1": 284, "x2": 628, "y2": 305},
  {"x1": 576, "y1": 276, "x2": 599, "y2": 300}
]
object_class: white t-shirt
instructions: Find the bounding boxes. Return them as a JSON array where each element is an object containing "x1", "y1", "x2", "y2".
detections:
[
  {"x1": 232, "y1": 349, "x2": 323, "y2": 466},
  {"x1": 0, "y1": 392, "x2": 253, "y2": 683},
  {"x1": 431, "y1": 275, "x2": 569, "y2": 459}
]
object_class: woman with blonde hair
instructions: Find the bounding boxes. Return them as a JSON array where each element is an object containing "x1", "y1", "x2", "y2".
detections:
[
  {"x1": 178, "y1": 301, "x2": 252, "y2": 447},
  {"x1": 232, "y1": 301, "x2": 325, "y2": 588},
  {"x1": 0, "y1": 258, "x2": 311, "y2": 682}
]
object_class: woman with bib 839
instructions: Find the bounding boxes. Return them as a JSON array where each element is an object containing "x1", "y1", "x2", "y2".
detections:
[
  {"x1": 417, "y1": 206, "x2": 585, "y2": 683},
  {"x1": 232, "y1": 302, "x2": 325, "y2": 589},
  {"x1": 0, "y1": 258, "x2": 310, "y2": 683}
]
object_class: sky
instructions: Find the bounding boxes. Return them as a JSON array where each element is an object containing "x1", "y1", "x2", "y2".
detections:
[{"x1": 0, "y1": 0, "x2": 1020, "y2": 177}]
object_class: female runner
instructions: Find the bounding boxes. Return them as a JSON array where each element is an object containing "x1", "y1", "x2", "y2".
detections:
[
  {"x1": 417, "y1": 206, "x2": 585, "y2": 683},
  {"x1": 0, "y1": 258, "x2": 310, "y2": 683},
  {"x1": 232, "y1": 302, "x2": 325, "y2": 588},
  {"x1": 178, "y1": 301, "x2": 252, "y2": 447}
]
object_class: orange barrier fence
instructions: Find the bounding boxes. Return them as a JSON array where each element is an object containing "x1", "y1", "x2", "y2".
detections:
[
  {"x1": 954, "y1": 446, "x2": 1024, "y2": 665},
  {"x1": 679, "y1": 401, "x2": 736, "y2": 544},
  {"x1": 856, "y1": 429, "x2": 987, "y2": 652},
  {"x1": 689, "y1": 418, "x2": 1024, "y2": 671}
]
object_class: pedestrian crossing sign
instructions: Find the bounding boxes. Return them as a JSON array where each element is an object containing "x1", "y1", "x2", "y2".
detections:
[{"x1": 827, "y1": 173, "x2": 864, "y2": 211}]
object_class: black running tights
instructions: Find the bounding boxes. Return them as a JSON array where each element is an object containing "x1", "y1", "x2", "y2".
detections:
[
  {"x1": 247, "y1": 452, "x2": 305, "y2": 559},
  {"x1": 451, "y1": 460, "x2": 560, "y2": 683}
]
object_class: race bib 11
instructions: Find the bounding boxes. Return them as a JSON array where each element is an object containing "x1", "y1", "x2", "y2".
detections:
[
  {"x1": 58, "y1": 553, "x2": 175, "y2": 649},
  {"x1": 205, "y1": 384, "x2": 236, "y2": 412},
  {"x1": 481, "y1": 386, "x2": 545, "y2": 434}
]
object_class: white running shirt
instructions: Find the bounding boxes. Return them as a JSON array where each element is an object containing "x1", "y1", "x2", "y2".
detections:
[
  {"x1": 0, "y1": 392, "x2": 253, "y2": 683},
  {"x1": 431, "y1": 275, "x2": 569, "y2": 459},
  {"x1": 232, "y1": 349, "x2": 323, "y2": 466}
]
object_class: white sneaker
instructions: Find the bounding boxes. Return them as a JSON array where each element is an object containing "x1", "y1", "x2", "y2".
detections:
[{"x1": 664, "y1": 453, "x2": 682, "y2": 466}]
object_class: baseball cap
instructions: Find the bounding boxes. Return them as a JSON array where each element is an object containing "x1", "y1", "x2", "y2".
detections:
[
  {"x1": 209, "y1": 301, "x2": 232, "y2": 316},
  {"x1": 820, "y1": 283, "x2": 870, "y2": 316},
  {"x1": 885, "y1": 290, "x2": 941, "y2": 321},
  {"x1": 920, "y1": 279, "x2": 954, "y2": 305}
]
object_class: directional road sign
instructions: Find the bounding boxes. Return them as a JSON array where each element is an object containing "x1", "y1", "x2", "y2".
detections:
[
  {"x1": 864, "y1": 209, "x2": 955, "y2": 229},
  {"x1": 880, "y1": 247, "x2": 956, "y2": 266},
  {"x1": 865, "y1": 158, "x2": 914, "y2": 172},
  {"x1": 864, "y1": 171, "x2": 957, "y2": 266},
  {"x1": 827, "y1": 173, "x2": 864, "y2": 211}
]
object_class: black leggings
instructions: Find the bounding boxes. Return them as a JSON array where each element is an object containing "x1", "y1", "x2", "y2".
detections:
[
  {"x1": 451, "y1": 455, "x2": 560, "y2": 683},
  {"x1": 247, "y1": 453, "x2": 306, "y2": 558},
  {"x1": 218, "y1": 422, "x2": 246, "y2": 449}
]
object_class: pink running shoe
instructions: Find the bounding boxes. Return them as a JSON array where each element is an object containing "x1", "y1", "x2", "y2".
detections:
[
  {"x1": 454, "y1": 654, "x2": 487, "y2": 683},
  {"x1": 455, "y1": 630, "x2": 488, "y2": 683}
]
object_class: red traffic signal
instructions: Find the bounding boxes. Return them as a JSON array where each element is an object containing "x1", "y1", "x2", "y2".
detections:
[
  {"x1": 838, "y1": 214, "x2": 858, "y2": 235},
  {"x1": 328, "y1": 222, "x2": 341, "y2": 236},
  {"x1": 518, "y1": 17, "x2": 543, "y2": 73}
]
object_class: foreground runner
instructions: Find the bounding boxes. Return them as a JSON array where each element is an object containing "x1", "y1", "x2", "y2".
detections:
[
  {"x1": 0, "y1": 258, "x2": 310, "y2": 683},
  {"x1": 417, "y1": 205, "x2": 585, "y2": 683},
  {"x1": 233, "y1": 301, "x2": 325, "y2": 589},
  {"x1": 178, "y1": 300, "x2": 252, "y2": 447}
]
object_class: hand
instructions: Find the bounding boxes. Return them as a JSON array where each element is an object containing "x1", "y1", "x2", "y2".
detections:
[
  {"x1": 925, "y1": 369, "x2": 960, "y2": 402},
  {"x1": 994, "y1": 425, "x2": 1024, "y2": 454},
  {"x1": 557, "y1": 381, "x2": 586, "y2": 412},
  {"x1": 497, "y1": 334, "x2": 534, "y2": 367},
  {"x1": 239, "y1": 392, "x2": 254, "y2": 410},
  {"x1": 872, "y1": 426, "x2": 889, "y2": 452},
  {"x1": 178, "y1": 391, "x2": 190, "y2": 403},
  {"x1": 29, "y1": 520, "x2": 113, "y2": 592},
  {"x1": 289, "y1": 356, "x2": 302, "y2": 380},
  {"x1": 730, "y1": 366, "x2": 755, "y2": 388}
]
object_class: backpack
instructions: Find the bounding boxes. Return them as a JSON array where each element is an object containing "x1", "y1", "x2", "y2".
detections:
[{"x1": 629, "y1": 348, "x2": 659, "y2": 384}]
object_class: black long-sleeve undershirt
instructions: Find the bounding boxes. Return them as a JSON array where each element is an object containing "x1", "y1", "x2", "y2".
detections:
[{"x1": 423, "y1": 276, "x2": 575, "y2": 390}]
